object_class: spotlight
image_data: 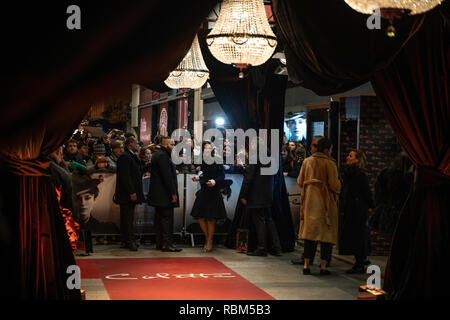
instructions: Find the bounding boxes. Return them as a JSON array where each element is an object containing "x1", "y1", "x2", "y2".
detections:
[{"x1": 215, "y1": 117, "x2": 225, "y2": 126}]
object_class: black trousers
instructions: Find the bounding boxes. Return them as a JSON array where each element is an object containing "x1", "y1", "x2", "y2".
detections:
[
  {"x1": 120, "y1": 203, "x2": 136, "y2": 243},
  {"x1": 155, "y1": 206, "x2": 174, "y2": 248},
  {"x1": 354, "y1": 245, "x2": 367, "y2": 267},
  {"x1": 249, "y1": 207, "x2": 281, "y2": 252},
  {"x1": 304, "y1": 240, "x2": 332, "y2": 261},
  {"x1": 354, "y1": 225, "x2": 370, "y2": 267}
]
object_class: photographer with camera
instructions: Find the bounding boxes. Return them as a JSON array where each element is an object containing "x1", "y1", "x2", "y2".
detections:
[{"x1": 86, "y1": 142, "x2": 116, "y2": 174}]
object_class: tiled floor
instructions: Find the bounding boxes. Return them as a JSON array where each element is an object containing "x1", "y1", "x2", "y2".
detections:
[{"x1": 78, "y1": 243, "x2": 387, "y2": 300}]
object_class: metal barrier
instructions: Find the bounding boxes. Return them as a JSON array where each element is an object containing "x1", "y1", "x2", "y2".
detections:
[
  {"x1": 134, "y1": 175, "x2": 184, "y2": 235},
  {"x1": 86, "y1": 173, "x2": 301, "y2": 243},
  {"x1": 285, "y1": 176, "x2": 302, "y2": 238}
]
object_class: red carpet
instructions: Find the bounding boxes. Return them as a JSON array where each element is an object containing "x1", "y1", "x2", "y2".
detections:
[{"x1": 76, "y1": 257, "x2": 275, "y2": 300}]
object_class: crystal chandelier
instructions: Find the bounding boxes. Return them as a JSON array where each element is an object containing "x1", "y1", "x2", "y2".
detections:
[
  {"x1": 344, "y1": 0, "x2": 443, "y2": 15},
  {"x1": 345, "y1": 0, "x2": 444, "y2": 37},
  {"x1": 206, "y1": 0, "x2": 277, "y2": 78},
  {"x1": 165, "y1": 35, "x2": 209, "y2": 89}
]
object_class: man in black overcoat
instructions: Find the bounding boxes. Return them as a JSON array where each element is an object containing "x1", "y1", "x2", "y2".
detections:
[
  {"x1": 239, "y1": 142, "x2": 282, "y2": 257},
  {"x1": 115, "y1": 136, "x2": 144, "y2": 251},
  {"x1": 148, "y1": 136, "x2": 182, "y2": 252}
]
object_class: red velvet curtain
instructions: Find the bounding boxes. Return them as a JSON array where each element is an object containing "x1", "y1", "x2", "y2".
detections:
[
  {"x1": 0, "y1": 1, "x2": 218, "y2": 299},
  {"x1": 370, "y1": 8, "x2": 450, "y2": 298}
]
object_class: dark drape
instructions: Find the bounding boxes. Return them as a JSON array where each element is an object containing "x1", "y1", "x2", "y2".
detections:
[
  {"x1": 199, "y1": 30, "x2": 295, "y2": 252},
  {"x1": 370, "y1": 7, "x2": 450, "y2": 298},
  {"x1": 0, "y1": 0, "x2": 218, "y2": 299},
  {"x1": 272, "y1": 0, "x2": 425, "y2": 96},
  {"x1": 272, "y1": 0, "x2": 449, "y2": 298}
]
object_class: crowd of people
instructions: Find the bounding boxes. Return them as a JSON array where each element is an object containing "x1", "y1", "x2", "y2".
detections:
[
  {"x1": 48, "y1": 125, "x2": 414, "y2": 276},
  {"x1": 48, "y1": 128, "x2": 261, "y2": 253}
]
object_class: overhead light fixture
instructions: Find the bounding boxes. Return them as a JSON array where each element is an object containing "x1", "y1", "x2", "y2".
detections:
[
  {"x1": 344, "y1": 0, "x2": 443, "y2": 37},
  {"x1": 165, "y1": 35, "x2": 209, "y2": 89},
  {"x1": 215, "y1": 117, "x2": 225, "y2": 126},
  {"x1": 206, "y1": 0, "x2": 277, "y2": 78},
  {"x1": 344, "y1": 0, "x2": 443, "y2": 15}
]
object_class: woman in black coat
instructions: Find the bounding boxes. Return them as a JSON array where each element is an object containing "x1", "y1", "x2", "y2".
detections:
[
  {"x1": 372, "y1": 152, "x2": 414, "y2": 237},
  {"x1": 191, "y1": 142, "x2": 227, "y2": 252},
  {"x1": 339, "y1": 149, "x2": 374, "y2": 273}
]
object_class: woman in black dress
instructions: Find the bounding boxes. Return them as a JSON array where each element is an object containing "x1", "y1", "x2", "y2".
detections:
[
  {"x1": 339, "y1": 149, "x2": 374, "y2": 273},
  {"x1": 191, "y1": 142, "x2": 227, "y2": 252}
]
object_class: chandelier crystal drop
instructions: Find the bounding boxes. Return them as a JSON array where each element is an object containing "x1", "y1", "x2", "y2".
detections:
[
  {"x1": 206, "y1": 0, "x2": 277, "y2": 73},
  {"x1": 165, "y1": 35, "x2": 209, "y2": 89},
  {"x1": 344, "y1": 0, "x2": 443, "y2": 15}
]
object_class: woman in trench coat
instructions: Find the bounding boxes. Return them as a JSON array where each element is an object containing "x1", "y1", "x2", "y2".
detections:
[{"x1": 297, "y1": 137, "x2": 341, "y2": 275}]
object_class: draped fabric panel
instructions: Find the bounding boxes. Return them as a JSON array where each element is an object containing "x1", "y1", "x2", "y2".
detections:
[
  {"x1": 1, "y1": 1, "x2": 218, "y2": 156},
  {"x1": 199, "y1": 30, "x2": 295, "y2": 252},
  {"x1": 0, "y1": 1, "x2": 218, "y2": 299},
  {"x1": 19, "y1": 174, "x2": 80, "y2": 299},
  {"x1": 371, "y1": 9, "x2": 450, "y2": 175},
  {"x1": 272, "y1": 0, "x2": 449, "y2": 298},
  {"x1": 271, "y1": 0, "x2": 424, "y2": 96},
  {"x1": 370, "y1": 8, "x2": 450, "y2": 298}
]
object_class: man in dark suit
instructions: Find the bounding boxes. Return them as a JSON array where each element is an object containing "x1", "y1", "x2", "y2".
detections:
[
  {"x1": 115, "y1": 136, "x2": 144, "y2": 251},
  {"x1": 148, "y1": 136, "x2": 182, "y2": 252},
  {"x1": 239, "y1": 141, "x2": 282, "y2": 257}
]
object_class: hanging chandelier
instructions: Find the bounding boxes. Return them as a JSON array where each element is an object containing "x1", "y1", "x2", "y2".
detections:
[
  {"x1": 344, "y1": 0, "x2": 443, "y2": 15},
  {"x1": 165, "y1": 35, "x2": 209, "y2": 89},
  {"x1": 345, "y1": 0, "x2": 444, "y2": 37},
  {"x1": 206, "y1": 0, "x2": 277, "y2": 78}
]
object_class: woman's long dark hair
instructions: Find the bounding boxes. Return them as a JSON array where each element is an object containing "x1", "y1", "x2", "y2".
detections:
[{"x1": 286, "y1": 141, "x2": 306, "y2": 164}]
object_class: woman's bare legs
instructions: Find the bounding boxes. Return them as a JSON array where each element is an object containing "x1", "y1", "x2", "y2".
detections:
[
  {"x1": 198, "y1": 219, "x2": 209, "y2": 250},
  {"x1": 205, "y1": 221, "x2": 216, "y2": 251}
]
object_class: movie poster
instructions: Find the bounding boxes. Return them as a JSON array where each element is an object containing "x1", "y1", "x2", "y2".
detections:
[
  {"x1": 73, "y1": 173, "x2": 120, "y2": 235},
  {"x1": 159, "y1": 103, "x2": 168, "y2": 136},
  {"x1": 73, "y1": 173, "x2": 185, "y2": 236},
  {"x1": 139, "y1": 107, "x2": 152, "y2": 145}
]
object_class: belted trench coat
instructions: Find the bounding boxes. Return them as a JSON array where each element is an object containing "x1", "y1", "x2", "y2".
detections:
[{"x1": 297, "y1": 152, "x2": 341, "y2": 244}]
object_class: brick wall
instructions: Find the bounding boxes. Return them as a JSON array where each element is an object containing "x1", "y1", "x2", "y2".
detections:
[
  {"x1": 359, "y1": 96, "x2": 399, "y2": 189},
  {"x1": 140, "y1": 87, "x2": 153, "y2": 105},
  {"x1": 360, "y1": 96, "x2": 400, "y2": 255},
  {"x1": 339, "y1": 96, "x2": 400, "y2": 255}
]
